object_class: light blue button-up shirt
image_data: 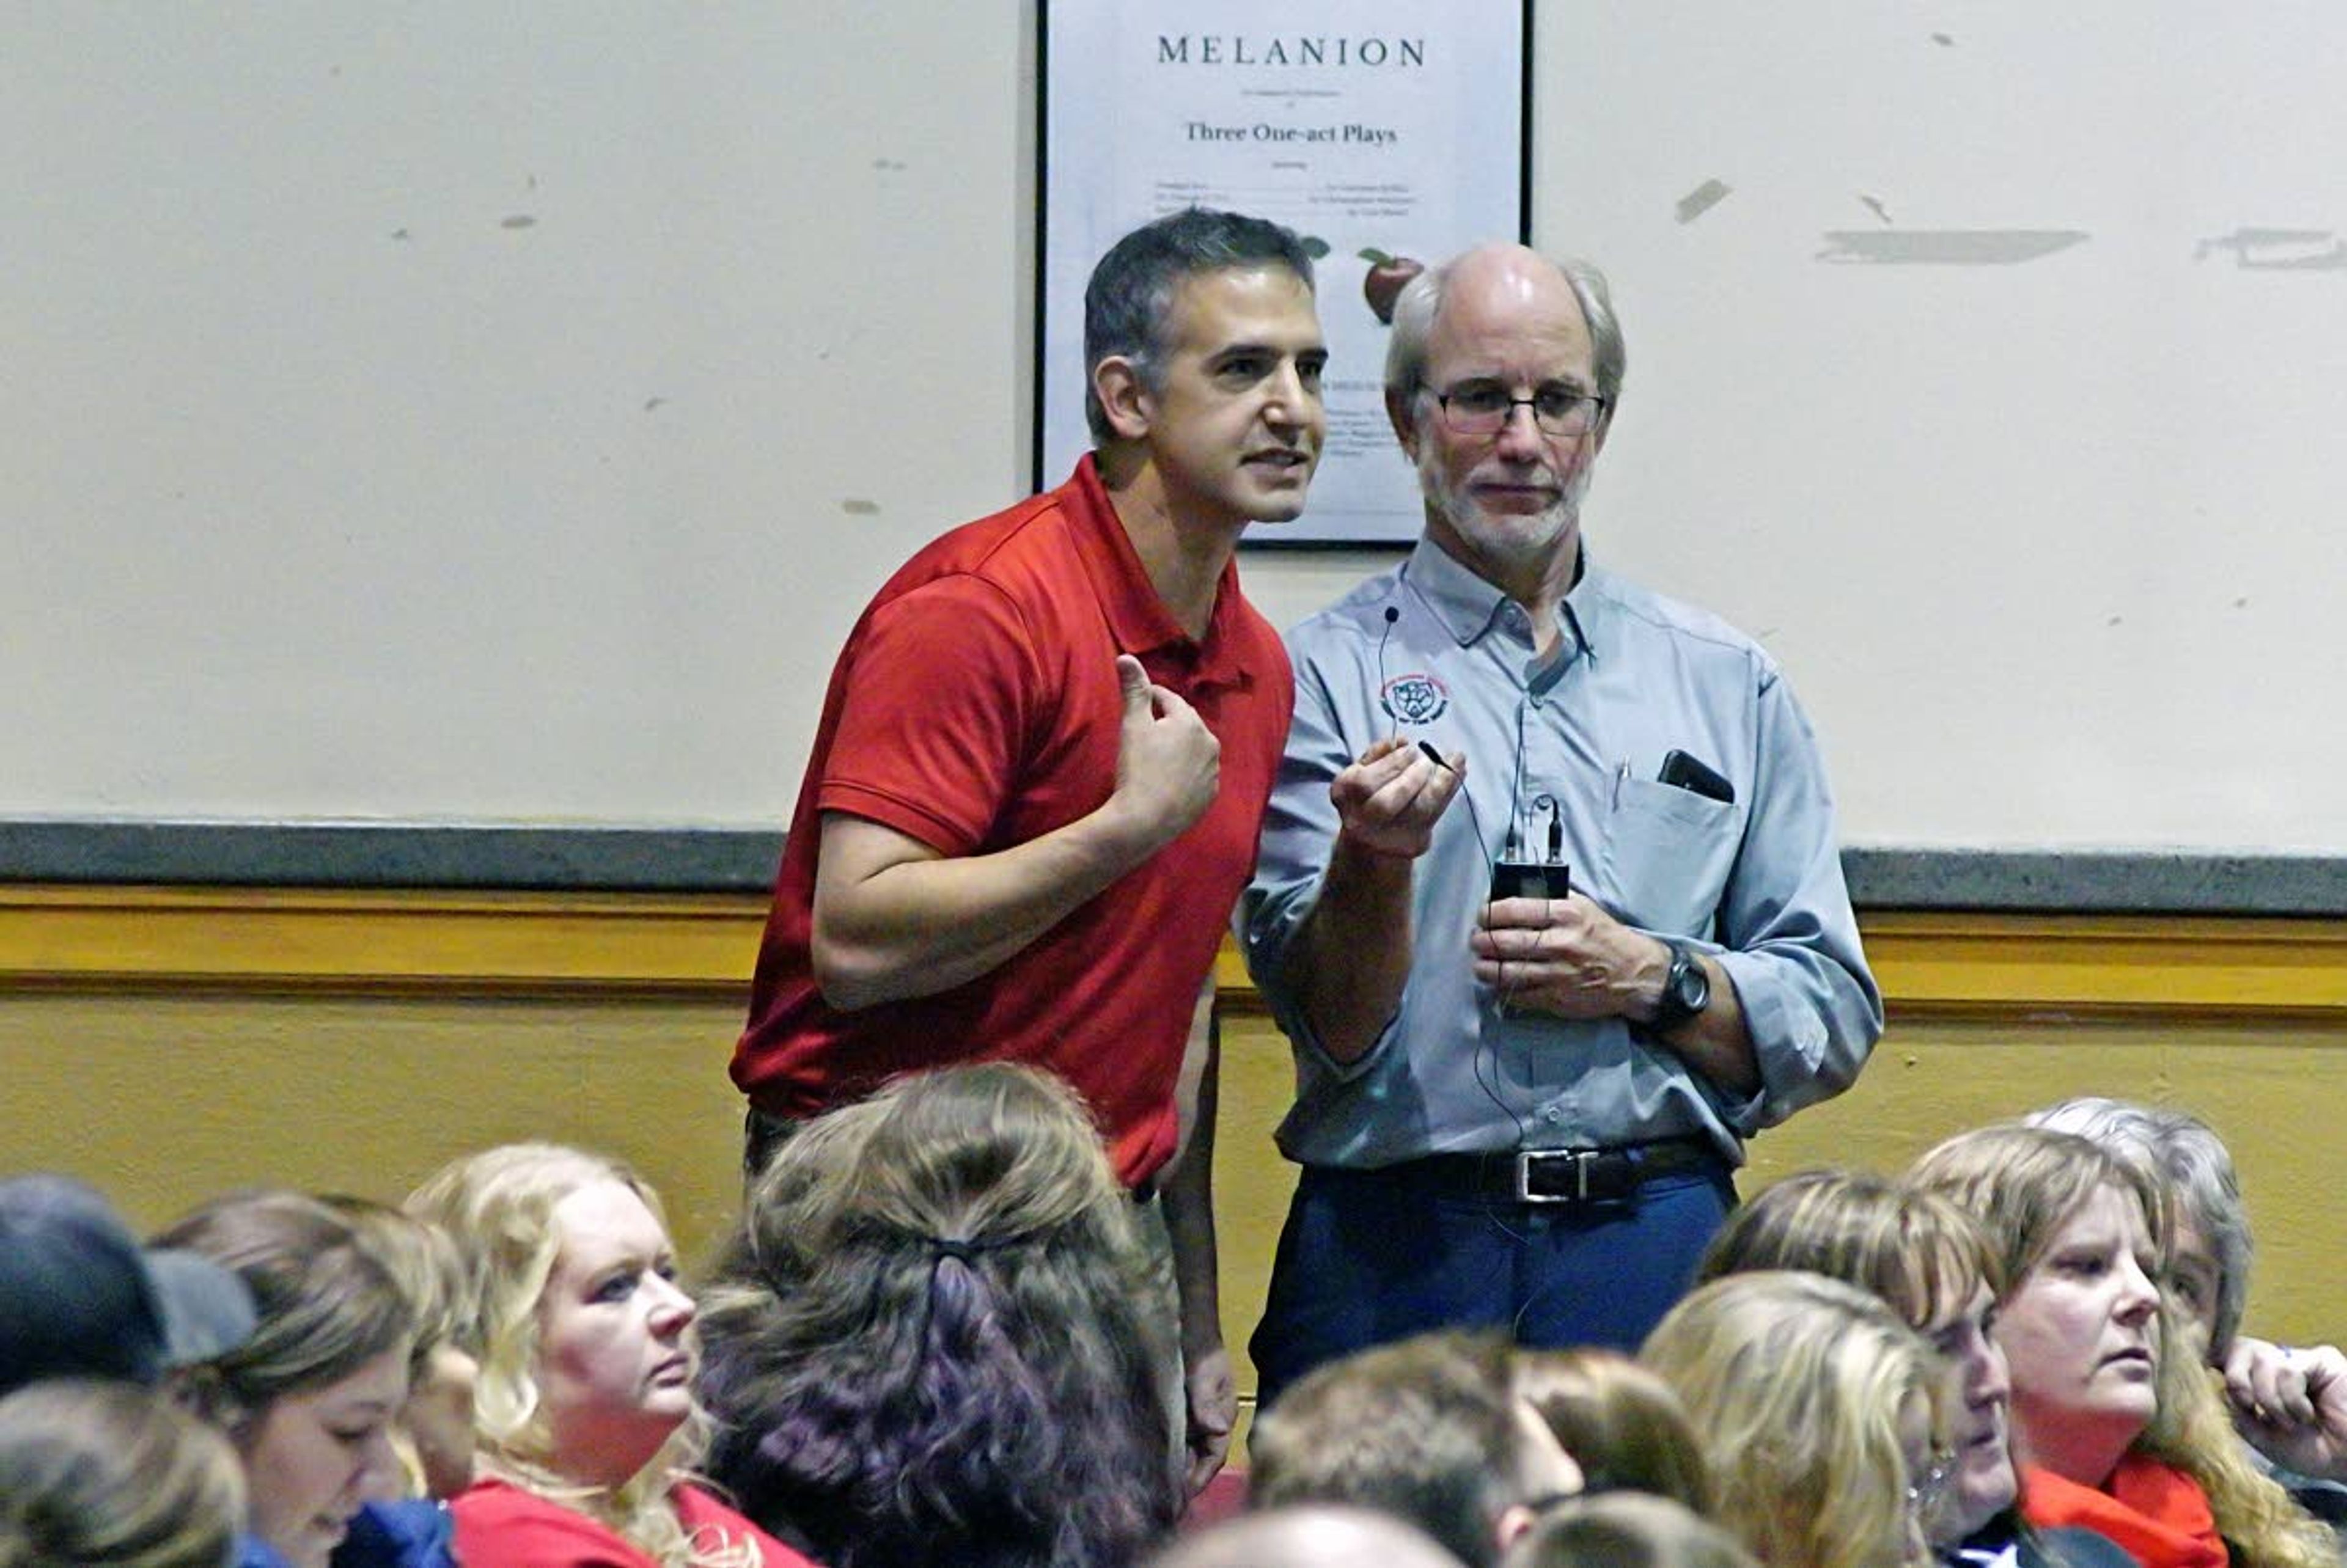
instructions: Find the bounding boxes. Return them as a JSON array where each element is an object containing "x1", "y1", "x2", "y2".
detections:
[{"x1": 1241, "y1": 537, "x2": 1882, "y2": 1168}]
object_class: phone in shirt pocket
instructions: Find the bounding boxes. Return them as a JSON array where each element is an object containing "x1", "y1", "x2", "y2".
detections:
[
  {"x1": 1601, "y1": 752, "x2": 1741, "y2": 933},
  {"x1": 1658, "y1": 749, "x2": 1735, "y2": 804}
]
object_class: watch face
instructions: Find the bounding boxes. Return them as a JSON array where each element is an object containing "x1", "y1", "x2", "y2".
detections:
[{"x1": 1672, "y1": 948, "x2": 1709, "y2": 1012}]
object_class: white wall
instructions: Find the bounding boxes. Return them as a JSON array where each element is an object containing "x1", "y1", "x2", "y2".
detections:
[{"x1": 6, "y1": 4, "x2": 2343, "y2": 849}]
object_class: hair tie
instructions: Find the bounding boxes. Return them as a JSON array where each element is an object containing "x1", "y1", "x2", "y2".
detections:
[
  {"x1": 929, "y1": 1236, "x2": 1007, "y2": 1267},
  {"x1": 927, "y1": 1231, "x2": 1026, "y2": 1267}
]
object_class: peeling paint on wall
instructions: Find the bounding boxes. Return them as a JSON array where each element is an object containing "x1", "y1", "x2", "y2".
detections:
[
  {"x1": 1817, "y1": 230, "x2": 2088, "y2": 265},
  {"x1": 2195, "y1": 228, "x2": 2347, "y2": 269},
  {"x1": 1675, "y1": 178, "x2": 1732, "y2": 224}
]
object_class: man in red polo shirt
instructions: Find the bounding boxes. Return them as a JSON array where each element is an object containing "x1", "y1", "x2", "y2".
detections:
[{"x1": 730, "y1": 208, "x2": 1327, "y2": 1490}]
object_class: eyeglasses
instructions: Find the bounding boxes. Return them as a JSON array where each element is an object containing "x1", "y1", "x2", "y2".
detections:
[
  {"x1": 1906, "y1": 1450, "x2": 1958, "y2": 1521},
  {"x1": 1429, "y1": 379, "x2": 1608, "y2": 439}
]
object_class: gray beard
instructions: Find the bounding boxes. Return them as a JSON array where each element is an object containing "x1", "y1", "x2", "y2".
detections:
[{"x1": 1419, "y1": 448, "x2": 1592, "y2": 582}]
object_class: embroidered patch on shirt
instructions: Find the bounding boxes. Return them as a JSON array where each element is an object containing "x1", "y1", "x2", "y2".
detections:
[{"x1": 1381, "y1": 672, "x2": 1450, "y2": 725}]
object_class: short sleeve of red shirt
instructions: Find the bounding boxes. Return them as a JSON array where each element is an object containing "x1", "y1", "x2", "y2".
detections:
[{"x1": 817, "y1": 572, "x2": 1046, "y2": 856}]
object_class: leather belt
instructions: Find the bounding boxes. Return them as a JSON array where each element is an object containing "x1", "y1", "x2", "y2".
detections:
[{"x1": 1392, "y1": 1136, "x2": 1719, "y2": 1205}]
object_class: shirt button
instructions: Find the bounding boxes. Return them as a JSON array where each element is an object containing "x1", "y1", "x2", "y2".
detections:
[{"x1": 1542, "y1": 1105, "x2": 1563, "y2": 1124}]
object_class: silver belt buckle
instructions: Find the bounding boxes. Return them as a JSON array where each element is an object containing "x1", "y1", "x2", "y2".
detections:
[{"x1": 1513, "y1": 1148, "x2": 1593, "y2": 1204}]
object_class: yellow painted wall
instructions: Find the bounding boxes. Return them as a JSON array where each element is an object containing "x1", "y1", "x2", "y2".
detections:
[
  {"x1": 3, "y1": 888, "x2": 2342, "y2": 1418},
  {"x1": 1214, "y1": 1008, "x2": 2347, "y2": 1374},
  {"x1": 0, "y1": 990, "x2": 755, "y2": 1261}
]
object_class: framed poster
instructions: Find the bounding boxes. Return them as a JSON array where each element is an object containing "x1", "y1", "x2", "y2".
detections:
[{"x1": 1036, "y1": 2, "x2": 1533, "y2": 544}]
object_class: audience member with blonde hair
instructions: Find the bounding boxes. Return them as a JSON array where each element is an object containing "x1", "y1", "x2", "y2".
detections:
[
  {"x1": 697, "y1": 1062, "x2": 1179, "y2": 1568},
  {"x1": 156, "y1": 1190, "x2": 430, "y2": 1568},
  {"x1": 1500, "y1": 1492, "x2": 1761, "y2": 1568},
  {"x1": 2027, "y1": 1096, "x2": 2347, "y2": 1515},
  {"x1": 1700, "y1": 1168, "x2": 2132, "y2": 1568},
  {"x1": 1510, "y1": 1349, "x2": 1713, "y2": 1515},
  {"x1": 2021, "y1": 1101, "x2": 2248, "y2": 1369},
  {"x1": 0, "y1": 1378, "x2": 246, "y2": 1568},
  {"x1": 1642, "y1": 1270, "x2": 1947, "y2": 1568},
  {"x1": 1249, "y1": 1330, "x2": 1585, "y2": 1568},
  {"x1": 406, "y1": 1143, "x2": 815, "y2": 1568},
  {"x1": 1912, "y1": 1125, "x2": 2334, "y2": 1568}
]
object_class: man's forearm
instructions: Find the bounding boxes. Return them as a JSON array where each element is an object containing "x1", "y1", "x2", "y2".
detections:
[
  {"x1": 1162, "y1": 1026, "x2": 1237, "y2": 1490},
  {"x1": 1162, "y1": 1030, "x2": 1224, "y2": 1358},
  {"x1": 1649, "y1": 951, "x2": 1761, "y2": 1097},
  {"x1": 811, "y1": 810, "x2": 1158, "y2": 1010},
  {"x1": 1293, "y1": 838, "x2": 1420, "y2": 1063}
]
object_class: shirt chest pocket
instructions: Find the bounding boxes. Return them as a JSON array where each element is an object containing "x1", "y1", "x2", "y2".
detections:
[{"x1": 1598, "y1": 777, "x2": 1742, "y2": 938}]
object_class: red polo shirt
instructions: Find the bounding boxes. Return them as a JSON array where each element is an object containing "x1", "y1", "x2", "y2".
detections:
[{"x1": 730, "y1": 457, "x2": 1291, "y2": 1186}]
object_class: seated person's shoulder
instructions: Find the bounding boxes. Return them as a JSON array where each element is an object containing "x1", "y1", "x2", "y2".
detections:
[
  {"x1": 450, "y1": 1479, "x2": 637, "y2": 1567},
  {"x1": 331, "y1": 1500, "x2": 455, "y2": 1568},
  {"x1": 674, "y1": 1484, "x2": 821, "y2": 1567},
  {"x1": 2031, "y1": 1524, "x2": 2142, "y2": 1568}
]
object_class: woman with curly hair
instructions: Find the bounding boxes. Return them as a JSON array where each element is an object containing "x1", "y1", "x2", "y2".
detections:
[
  {"x1": 696, "y1": 1061, "x2": 1181, "y2": 1568},
  {"x1": 1642, "y1": 1270, "x2": 1948, "y2": 1568},
  {"x1": 1912, "y1": 1126, "x2": 2333, "y2": 1568},
  {"x1": 406, "y1": 1145, "x2": 815, "y2": 1568}
]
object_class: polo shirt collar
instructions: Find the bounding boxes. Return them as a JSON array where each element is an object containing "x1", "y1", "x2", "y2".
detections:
[
  {"x1": 1063, "y1": 455, "x2": 1257, "y2": 689},
  {"x1": 1401, "y1": 532, "x2": 1601, "y2": 665}
]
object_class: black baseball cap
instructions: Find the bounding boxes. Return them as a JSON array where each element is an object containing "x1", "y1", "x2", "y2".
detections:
[{"x1": 0, "y1": 1173, "x2": 257, "y2": 1396}]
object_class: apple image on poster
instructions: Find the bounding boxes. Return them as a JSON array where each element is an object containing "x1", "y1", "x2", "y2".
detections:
[{"x1": 1360, "y1": 248, "x2": 1423, "y2": 324}]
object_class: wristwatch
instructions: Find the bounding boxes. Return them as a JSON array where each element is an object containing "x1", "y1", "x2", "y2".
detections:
[{"x1": 1649, "y1": 940, "x2": 1711, "y2": 1033}]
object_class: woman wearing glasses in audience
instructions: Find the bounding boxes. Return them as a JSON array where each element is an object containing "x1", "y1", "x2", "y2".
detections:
[
  {"x1": 1912, "y1": 1125, "x2": 2333, "y2": 1568},
  {"x1": 408, "y1": 1144, "x2": 817, "y2": 1568},
  {"x1": 1700, "y1": 1168, "x2": 2133, "y2": 1568},
  {"x1": 1644, "y1": 1270, "x2": 1950, "y2": 1568}
]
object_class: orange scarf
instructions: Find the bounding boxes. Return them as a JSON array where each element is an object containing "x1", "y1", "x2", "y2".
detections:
[{"x1": 2021, "y1": 1455, "x2": 2227, "y2": 1568}]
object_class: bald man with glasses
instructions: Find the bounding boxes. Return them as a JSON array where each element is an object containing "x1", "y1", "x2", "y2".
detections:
[{"x1": 1239, "y1": 242, "x2": 1881, "y2": 1406}]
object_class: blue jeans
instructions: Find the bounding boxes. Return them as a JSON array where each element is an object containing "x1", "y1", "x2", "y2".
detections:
[{"x1": 1249, "y1": 1157, "x2": 1736, "y2": 1413}]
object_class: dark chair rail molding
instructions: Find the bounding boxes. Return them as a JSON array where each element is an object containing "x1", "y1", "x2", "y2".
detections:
[{"x1": 1, "y1": 820, "x2": 2341, "y2": 915}]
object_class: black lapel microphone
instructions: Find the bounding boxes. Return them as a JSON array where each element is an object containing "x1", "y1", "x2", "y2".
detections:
[
  {"x1": 1378, "y1": 606, "x2": 1401, "y2": 735},
  {"x1": 1379, "y1": 603, "x2": 1453, "y2": 772}
]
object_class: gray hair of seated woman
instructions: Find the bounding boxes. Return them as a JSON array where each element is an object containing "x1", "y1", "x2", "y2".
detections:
[{"x1": 2024, "y1": 1096, "x2": 2250, "y2": 1361}]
